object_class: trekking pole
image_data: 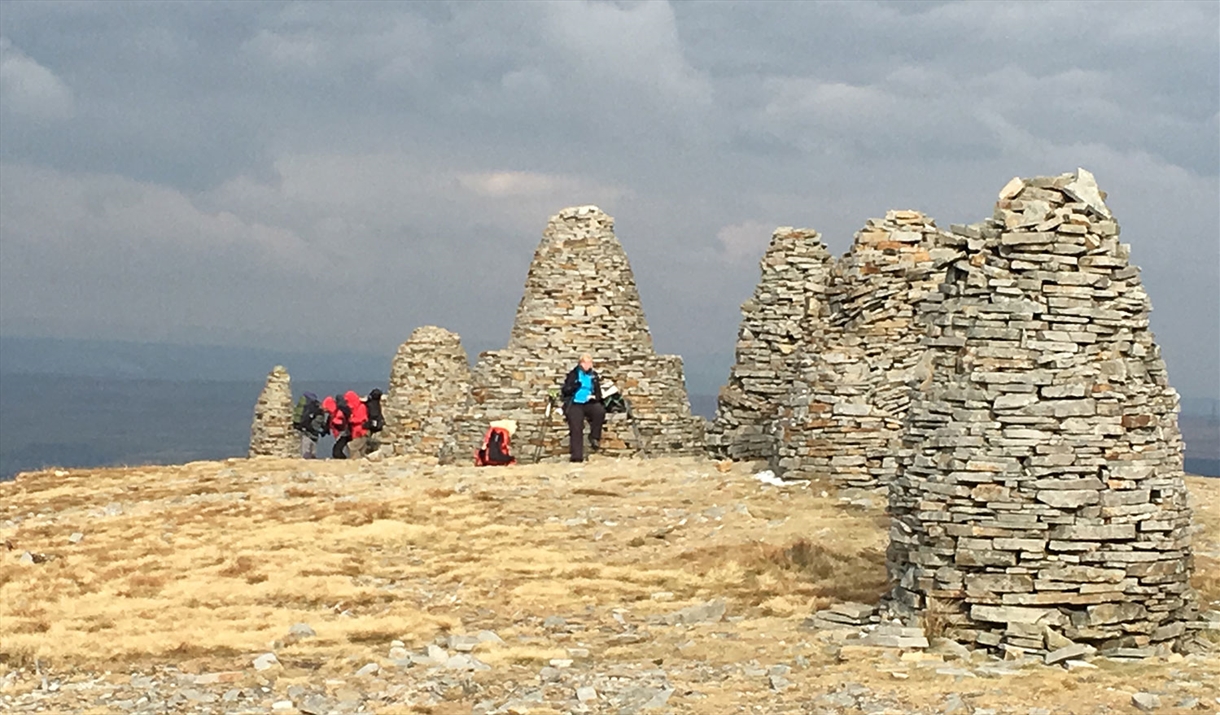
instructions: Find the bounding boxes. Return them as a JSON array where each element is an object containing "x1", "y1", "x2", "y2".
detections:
[{"x1": 533, "y1": 392, "x2": 557, "y2": 464}]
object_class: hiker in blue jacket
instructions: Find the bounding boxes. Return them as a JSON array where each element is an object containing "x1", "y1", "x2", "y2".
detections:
[{"x1": 560, "y1": 353, "x2": 605, "y2": 463}]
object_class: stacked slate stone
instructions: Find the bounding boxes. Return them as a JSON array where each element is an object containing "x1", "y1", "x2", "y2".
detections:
[
  {"x1": 456, "y1": 206, "x2": 705, "y2": 460},
  {"x1": 707, "y1": 228, "x2": 833, "y2": 461},
  {"x1": 380, "y1": 326, "x2": 472, "y2": 462},
  {"x1": 772, "y1": 211, "x2": 952, "y2": 488},
  {"x1": 887, "y1": 170, "x2": 1196, "y2": 657},
  {"x1": 248, "y1": 365, "x2": 298, "y2": 458}
]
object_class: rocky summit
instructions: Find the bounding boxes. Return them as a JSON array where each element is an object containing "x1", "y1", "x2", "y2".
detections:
[{"x1": 2, "y1": 456, "x2": 1218, "y2": 714}]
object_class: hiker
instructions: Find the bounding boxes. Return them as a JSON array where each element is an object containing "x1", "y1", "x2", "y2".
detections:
[
  {"x1": 326, "y1": 394, "x2": 351, "y2": 459},
  {"x1": 475, "y1": 419, "x2": 517, "y2": 466},
  {"x1": 292, "y1": 392, "x2": 327, "y2": 459},
  {"x1": 364, "y1": 388, "x2": 385, "y2": 451},
  {"x1": 560, "y1": 353, "x2": 605, "y2": 463},
  {"x1": 344, "y1": 390, "x2": 370, "y2": 459}
]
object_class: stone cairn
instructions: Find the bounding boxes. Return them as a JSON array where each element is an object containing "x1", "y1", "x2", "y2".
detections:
[
  {"x1": 380, "y1": 326, "x2": 473, "y2": 462},
  {"x1": 455, "y1": 206, "x2": 705, "y2": 460},
  {"x1": 887, "y1": 170, "x2": 1196, "y2": 656},
  {"x1": 248, "y1": 365, "x2": 298, "y2": 458},
  {"x1": 706, "y1": 228, "x2": 833, "y2": 461},
  {"x1": 772, "y1": 211, "x2": 954, "y2": 488}
]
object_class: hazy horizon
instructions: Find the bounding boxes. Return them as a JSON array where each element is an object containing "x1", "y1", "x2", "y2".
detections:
[{"x1": 1, "y1": 1, "x2": 1216, "y2": 406}]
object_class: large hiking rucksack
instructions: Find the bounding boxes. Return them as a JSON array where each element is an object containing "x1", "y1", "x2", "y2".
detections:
[
  {"x1": 293, "y1": 394, "x2": 323, "y2": 434},
  {"x1": 475, "y1": 425, "x2": 516, "y2": 466},
  {"x1": 365, "y1": 389, "x2": 385, "y2": 433}
]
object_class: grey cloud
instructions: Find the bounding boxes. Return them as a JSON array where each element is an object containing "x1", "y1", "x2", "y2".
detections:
[{"x1": 0, "y1": 0, "x2": 1215, "y2": 400}]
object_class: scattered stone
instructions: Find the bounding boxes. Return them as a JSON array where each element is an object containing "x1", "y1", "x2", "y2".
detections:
[
  {"x1": 298, "y1": 694, "x2": 331, "y2": 715},
  {"x1": 288, "y1": 623, "x2": 316, "y2": 639},
  {"x1": 448, "y1": 634, "x2": 481, "y2": 652},
  {"x1": 769, "y1": 674, "x2": 792, "y2": 691},
  {"x1": 575, "y1": 686, "x2": 597, "y2": 702},
  {"x1": 1132, "y1": 692, "x2": 1161, "y2": 712},
  {"x1": 661, "y1": 599, "x2": 727, "y2": 625},
  {"x1": 251, "y1": 653, "x2": 279, "y2": 672},
  {"x1": 68, "y1": 532, "x2": 84, "y2": 544},
  {"x1": 1045, "y1": 643, "x2": 1096, "y2": 665},
  {"x1": 355, "y1": 662, "x2": 379, "y2": 677}
]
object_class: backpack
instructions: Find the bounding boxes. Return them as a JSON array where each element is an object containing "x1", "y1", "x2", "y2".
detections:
[
  {"x1": 293, "y1": 395, "x2": 323, "y2": 432},
  {"x1": 475, "y1": 426, "x2": 516, "y2": 466},
  {"x1": 602, "y1": 382, "x2": 629, "y2": 414},
  {"x1": 365, "y1": 389, "x2": 385, "y2": 433}
]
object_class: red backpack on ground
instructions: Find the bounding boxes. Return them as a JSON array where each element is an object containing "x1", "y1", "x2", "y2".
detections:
[{"x1": 475, "y1": 425, "x2": 516, "y2": 466}]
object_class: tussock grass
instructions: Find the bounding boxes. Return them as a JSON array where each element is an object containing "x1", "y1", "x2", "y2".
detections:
[
  {"x1": 1, "y1": 456, "x2": 887, "y2": 671},
  {"x1": 2, "y1": 458, "x2": 1216, "y2": 708}
]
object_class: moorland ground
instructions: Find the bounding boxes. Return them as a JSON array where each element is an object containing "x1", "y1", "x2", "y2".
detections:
[{"x1": 1, "y1": 456, "x2": 1217, "y2": 713}]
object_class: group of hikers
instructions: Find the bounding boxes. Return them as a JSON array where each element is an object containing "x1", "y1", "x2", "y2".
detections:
[
  {"x1": 292, "y1": 353, "x2": 619, "y2": 465},
  {"x1": 291, "y1": 389, "x2": 384, "y2": 460}
]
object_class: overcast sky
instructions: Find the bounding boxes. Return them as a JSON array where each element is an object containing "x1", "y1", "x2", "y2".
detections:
[{"x1": 0, "y1": 0, "x2": 1217, "y2": 399}]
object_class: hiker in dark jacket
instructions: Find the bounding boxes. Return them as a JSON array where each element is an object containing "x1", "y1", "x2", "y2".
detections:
[
  {"x1": 326, "y1": 394, "x2": 351, "y2": 459},
  {"x1": 293, "y1": 392, "x2": 327, "y2": 459},
  {"x1": 560, "y1": 353, "x2": 605, "y2": 463}
]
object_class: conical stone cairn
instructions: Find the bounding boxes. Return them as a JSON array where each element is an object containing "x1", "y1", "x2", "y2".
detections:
[
  {"x1": 381, "y1": 326, "x2": 472, "y2": 462},
  {"x1": 887, "y1": 169, "x2": 1196, "y2": 656},
  {"x1": 249, "y1": 365, "x2": 298, "y2": 458},
  {"x1": 707, "y1": 227, "x2": 834, "y2": 461},
  {"x1": 457, "y1": 205, "x2": 705, "y2": 460}
]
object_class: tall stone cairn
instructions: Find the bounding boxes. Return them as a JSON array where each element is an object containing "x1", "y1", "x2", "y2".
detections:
[
  {"x1": 249, "y1": 365, "x2": 298, "y2": 458},
  {"x1": 772, "y1": 211, "x2": 953, "y2": 488},
  {"x1": 381, "y1": 326, "x2": 472, "y2": 461},
  {"x1": 707, "y1": 228, "x2": 833, "y2": 460},
  {"x1": 887, "y1": 170, "x2": 1196, "y2": 656},
  {"x1": 457, "y1": 206, "x2": 705, "y2": 460}
]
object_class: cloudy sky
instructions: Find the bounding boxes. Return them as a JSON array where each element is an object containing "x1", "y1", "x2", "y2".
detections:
[{"x1": 1, "y1": 0, "x2": 1217, "y2": 399}]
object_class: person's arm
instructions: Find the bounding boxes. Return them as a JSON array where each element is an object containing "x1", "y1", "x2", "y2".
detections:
[{"x1": 560, "y1": 368, "x2": 577, "y2": 401}]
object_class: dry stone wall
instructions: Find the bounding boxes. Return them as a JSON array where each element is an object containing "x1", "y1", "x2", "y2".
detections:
[
  {"x1": 706, "y1": 228, "x2": 833, "y2": 461},
  {"x1": 772, "y1": 211, "x2": 954, "y2": 488},
  {"x1": 380, "y1": 326, "x2": 472, "y2": 462},
  {"x1": 887, "y1": 170, "x2": 1195, "y2": 656},
  {"x1": 456, "y1": 206, "x2": 705, "y2": 461},
  {"x1": 248, "y1": 365, "x2": 298, "y2": 458}
]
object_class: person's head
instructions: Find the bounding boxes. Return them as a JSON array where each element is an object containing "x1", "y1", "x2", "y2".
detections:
[
  {"x1": 578, "y1": 353, "x2": 593, "y2": 372},
  {"x1": 368, "y1": 388, "x2": 383, "y2": 400},
  {"x1": 303, "y1": 392, "x2": 318, "y2": 403}
]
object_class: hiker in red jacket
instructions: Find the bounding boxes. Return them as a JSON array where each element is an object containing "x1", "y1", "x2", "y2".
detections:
[
  {"x1": 345, "y1": 390, "x2": 370, "y2": 459},
  {"x1": 324, "y1": 394, "x2": 350, "y2": 459}
]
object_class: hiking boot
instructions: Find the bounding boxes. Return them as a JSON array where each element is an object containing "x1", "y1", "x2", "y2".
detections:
[{"x1": 590, "y1": 439, "x2": 601, "y2": 453}]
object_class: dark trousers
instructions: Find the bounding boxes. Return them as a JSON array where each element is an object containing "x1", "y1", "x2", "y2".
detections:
[
  {"x1": 565, "y1": 401, "x2": 605, "y2": 462},
  {"x1": 333, "y1": 435, "x2": 350, "y2": 459}
]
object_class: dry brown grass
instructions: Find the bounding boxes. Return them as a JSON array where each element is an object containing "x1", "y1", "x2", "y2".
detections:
[
  {"x1": 0, "y1": 457, "x2": 885, "y2": 671},
  {"x1": 0, "y1": 461, "x2": 1216, "y2": 713}
]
